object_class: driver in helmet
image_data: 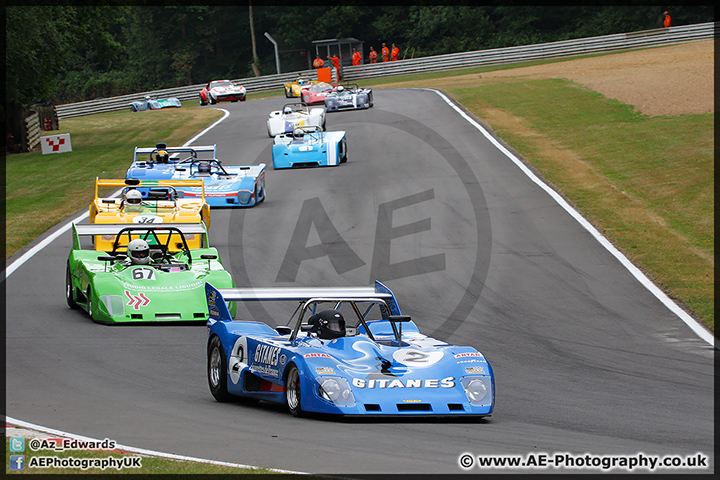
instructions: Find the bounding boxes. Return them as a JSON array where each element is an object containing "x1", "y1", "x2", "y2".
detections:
[
  {"x1": 156, "y1": 149, "x2": 169, "y2": 164},
  {"x1": 336, "y1": 85, "x2": 344, "y2": 93},
  {"x1": 283, "y1": 106, "x2": 293, "y2": 115},
  {"x1": 197, "y1": 161, "x2": 212, "y2": 176},
  {"x1": 292, "y1": 128, "x2": 304, "y2": 141},
  {"x1": 308, "y1": 309, "x2": 346, "y2": 340},
  {"x1": 127, "y1": 238, "x2": 151, "y2": 265},
  {"x1": 123, "y1": 189, "x2": 144, "y2": 211}
]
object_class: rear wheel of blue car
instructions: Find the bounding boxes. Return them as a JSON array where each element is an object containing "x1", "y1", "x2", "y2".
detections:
[
  {"x1": 286, "y1": 365, "x2": 304, "y2": 417},
  {"x1": 208, "y1": 336, "x2": 233, "y2": 402}
]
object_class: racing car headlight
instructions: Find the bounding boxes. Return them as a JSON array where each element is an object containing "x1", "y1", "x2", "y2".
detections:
[
  {"x1": 318, "y1": 377, "x2": 355, "y2": 407},
  {"x1": 237, "y1": 191, "x2": 252, "y2": 204},
  {"x1": 461, "y1": 377, "x2": 492, "y2": 406}
]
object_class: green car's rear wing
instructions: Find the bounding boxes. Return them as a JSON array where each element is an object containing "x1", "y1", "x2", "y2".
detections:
[{"x1": 72, "y1": 222, "x2": 209, "y2": 252}]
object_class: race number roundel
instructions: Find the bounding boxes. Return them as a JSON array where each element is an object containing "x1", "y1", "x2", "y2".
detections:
[
  {"x1": 132, "y1": 215, "x2": 163, "y2": 224},
  {"x1": 392, "y1": 349, "x2": 444, "y2": 367},
  {"x1": 229, "y1": 337, "x2": 248, "y2": 385}
]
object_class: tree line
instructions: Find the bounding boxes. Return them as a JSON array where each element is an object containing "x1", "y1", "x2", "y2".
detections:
[{"x1": 5, "y1": 5, "x2": 714, "y2": 105}]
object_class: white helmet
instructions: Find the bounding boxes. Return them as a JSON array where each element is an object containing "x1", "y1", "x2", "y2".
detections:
[
  {"x1": 125, "y1": 189, "x2": 142, "y2": 205},
  {"x1": 283, "y1": 107, "x2": 292, "y2": 115},
  {"x1": 337, "y1": 85, "x2": 344, "y2": 92},
  {"x1": 127, "y1": 239, "x2": 150, "y2": 264},
  {"x1": 292, "y1": 128, "x2": 304, "y2": 139}
]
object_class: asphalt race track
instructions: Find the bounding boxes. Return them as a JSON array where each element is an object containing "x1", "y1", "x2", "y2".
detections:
[{"x1": 5, "y1": 89, "x2": 715, "y2": 475}]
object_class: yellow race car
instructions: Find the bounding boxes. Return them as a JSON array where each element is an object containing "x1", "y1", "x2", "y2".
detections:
[
  {"x1": 284, "y1": 77, "x2": 317, "y2": 98},
  {"x1": 89, "y1": 178, "x2": 211, "y2": 251}
]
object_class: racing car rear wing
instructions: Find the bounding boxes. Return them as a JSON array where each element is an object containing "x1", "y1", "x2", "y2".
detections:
[
  {"x1": 95, "y1": 178, "x2": 206, "y2": 198},
  {"x1": 133, "y1": 144, "x2": 217, "y2": 161},
  {"x1": 206, "y1": 281, "x2": 409, "y2": 342},
  {"x1": 73, "y1": 222, "x2": 208, "y2": 237},
  {"x1": 72, "y1": 222, "x2": 209, "y2": 252}
]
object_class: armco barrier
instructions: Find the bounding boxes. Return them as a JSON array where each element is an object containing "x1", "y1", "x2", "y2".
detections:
[{"x1": 56, "y1": 22, "x2": 715, "y2": 119}]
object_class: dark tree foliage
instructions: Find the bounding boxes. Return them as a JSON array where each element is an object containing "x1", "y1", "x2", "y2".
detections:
[{"x1": 5, "y1": 5, "x2": 714, "y2": 105}]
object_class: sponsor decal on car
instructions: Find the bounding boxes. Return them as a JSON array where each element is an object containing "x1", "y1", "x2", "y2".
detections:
[
  {"x1": 454, "y1": 352, "x2": 483, "y2": 358},
  {"x1": 250, "y1": 344, "x2": 280, "y2": 378},
  {"x1": 125, "y1": 290, "x2": 151, "y2": 310},
  {"x1": 304, "y1": 353, "x2": 332, "y2": 358},
  {"x1": 465, "y1": 366, "x2": 485, "y2": 374},
  {"x1": 352, "y1": 376, "x2": 456, "y2": 389}
]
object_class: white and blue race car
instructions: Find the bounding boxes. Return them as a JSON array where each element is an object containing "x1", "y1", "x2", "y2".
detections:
[
  {"x1": 324, "y1": 83, "x2": 373, "y2": 111},
  {"x1": 126, "y1": 143, "x2": 266, "y2": 207},
  {"x1": 271, "y1": 126, "x2": 347, "y2": 169},
  {"x1": 206, "y1": 281, "x2": 494, "y2": 417},
  {"x1": 267, "y1": 102, "x2": 326, "y2": 137}
]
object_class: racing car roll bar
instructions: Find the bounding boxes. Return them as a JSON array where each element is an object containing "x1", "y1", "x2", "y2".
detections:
[{"x1": 214, "y1": 283, "x2": 409, "y2": 342}]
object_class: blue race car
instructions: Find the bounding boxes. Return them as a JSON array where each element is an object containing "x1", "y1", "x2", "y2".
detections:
[
  {"x1": 272, "y1": 126, "x2": 347, "y2": 169},
  {"x1": 126, "y1": 143, "x2": 266, "y2": 207},
  {"x1": 324, "y1": 83, "x2": 374, "y2": 111},
  {"x1": 129, "y1": 95, "x2": 182, "y2": 112},
  {"x1": 205, "y1": 281, "x2": 495, "y2": 418}
]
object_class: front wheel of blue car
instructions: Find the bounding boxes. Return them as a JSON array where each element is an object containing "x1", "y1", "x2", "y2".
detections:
[
  {"x1": 286, "y1": 365, "x2": 305, "y2": 417},
  {"x1": 208, "y1": 336, "x2": 233, "y2": 402}
]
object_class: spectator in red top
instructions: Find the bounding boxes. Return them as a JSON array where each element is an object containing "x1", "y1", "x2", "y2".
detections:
[
  {"x1": 352, "y1": 48, "x2": 361, "y2": 66},
  {"x1": 381, "y1": 43, "x2": 389, "y2": 62},
  {"x1": 391, "y1": 43, "x2": 399, "y2": 61},
  {"x1": 368, "y1": 46, "x2": 378, "y2": 63},
  {"x1": 328, "y1": 54, "x2": 341, "y2": 80},
  {"x1": 313, "y1": 55, "x2": 324, "y2": 68},
  {"x1": 663, "y1": 11, "x2": 671, "y2": 28}
]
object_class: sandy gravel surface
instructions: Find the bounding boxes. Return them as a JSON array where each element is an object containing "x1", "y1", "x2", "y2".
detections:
[{"x1": 476, "y1": 39, "x2": 713, "y2": 116}]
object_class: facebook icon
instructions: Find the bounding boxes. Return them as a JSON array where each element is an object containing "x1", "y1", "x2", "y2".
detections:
[{"x1": 10, "y1": 454, "x2": 25, "y2": 470}]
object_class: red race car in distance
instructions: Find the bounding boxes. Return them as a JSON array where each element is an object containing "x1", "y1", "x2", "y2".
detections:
[
  {"x1": 199, "y1": 80, "x2": 247, "y2": 105},
  {"x1": 300, "y1": 82, "x2": 338, "y2": 105}
]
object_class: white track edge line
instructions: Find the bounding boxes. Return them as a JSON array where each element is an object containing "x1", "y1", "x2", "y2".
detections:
[{"x1": 5, "y1": 416, "x2": 307, "y2": 475}]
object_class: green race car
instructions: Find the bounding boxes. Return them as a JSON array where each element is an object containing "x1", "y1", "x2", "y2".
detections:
[{"x1": 66, "y1": 223, "x2": 235, "y2": 324}]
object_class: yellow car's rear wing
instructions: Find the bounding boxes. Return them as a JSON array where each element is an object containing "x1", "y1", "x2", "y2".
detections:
[{"x1": 94, "y1": 178, "x2": 206, "y2": 200}]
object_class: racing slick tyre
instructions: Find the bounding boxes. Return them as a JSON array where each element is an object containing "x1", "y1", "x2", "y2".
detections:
[
  {"x1": 210, "y1": 96, "x2": 217, "y2": 105},
  {"x1": 286, "y1": 364, "x2": 305, "y2": 417},
  {"x1": 199, "y1": 95, "x2": 207, "y2": 106},
  {"x1": 285, "y1": 88, "x2": 292, "y2": 98},
  {"x1": 339, "y1": 139, "x2": 348, "y2": 164},
  {"x1": 66, "y1": 263, "x2": 78, "y2": 309},
  {"x1": 208, "y1": 336, "x2": 233, "y2": 402}
]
